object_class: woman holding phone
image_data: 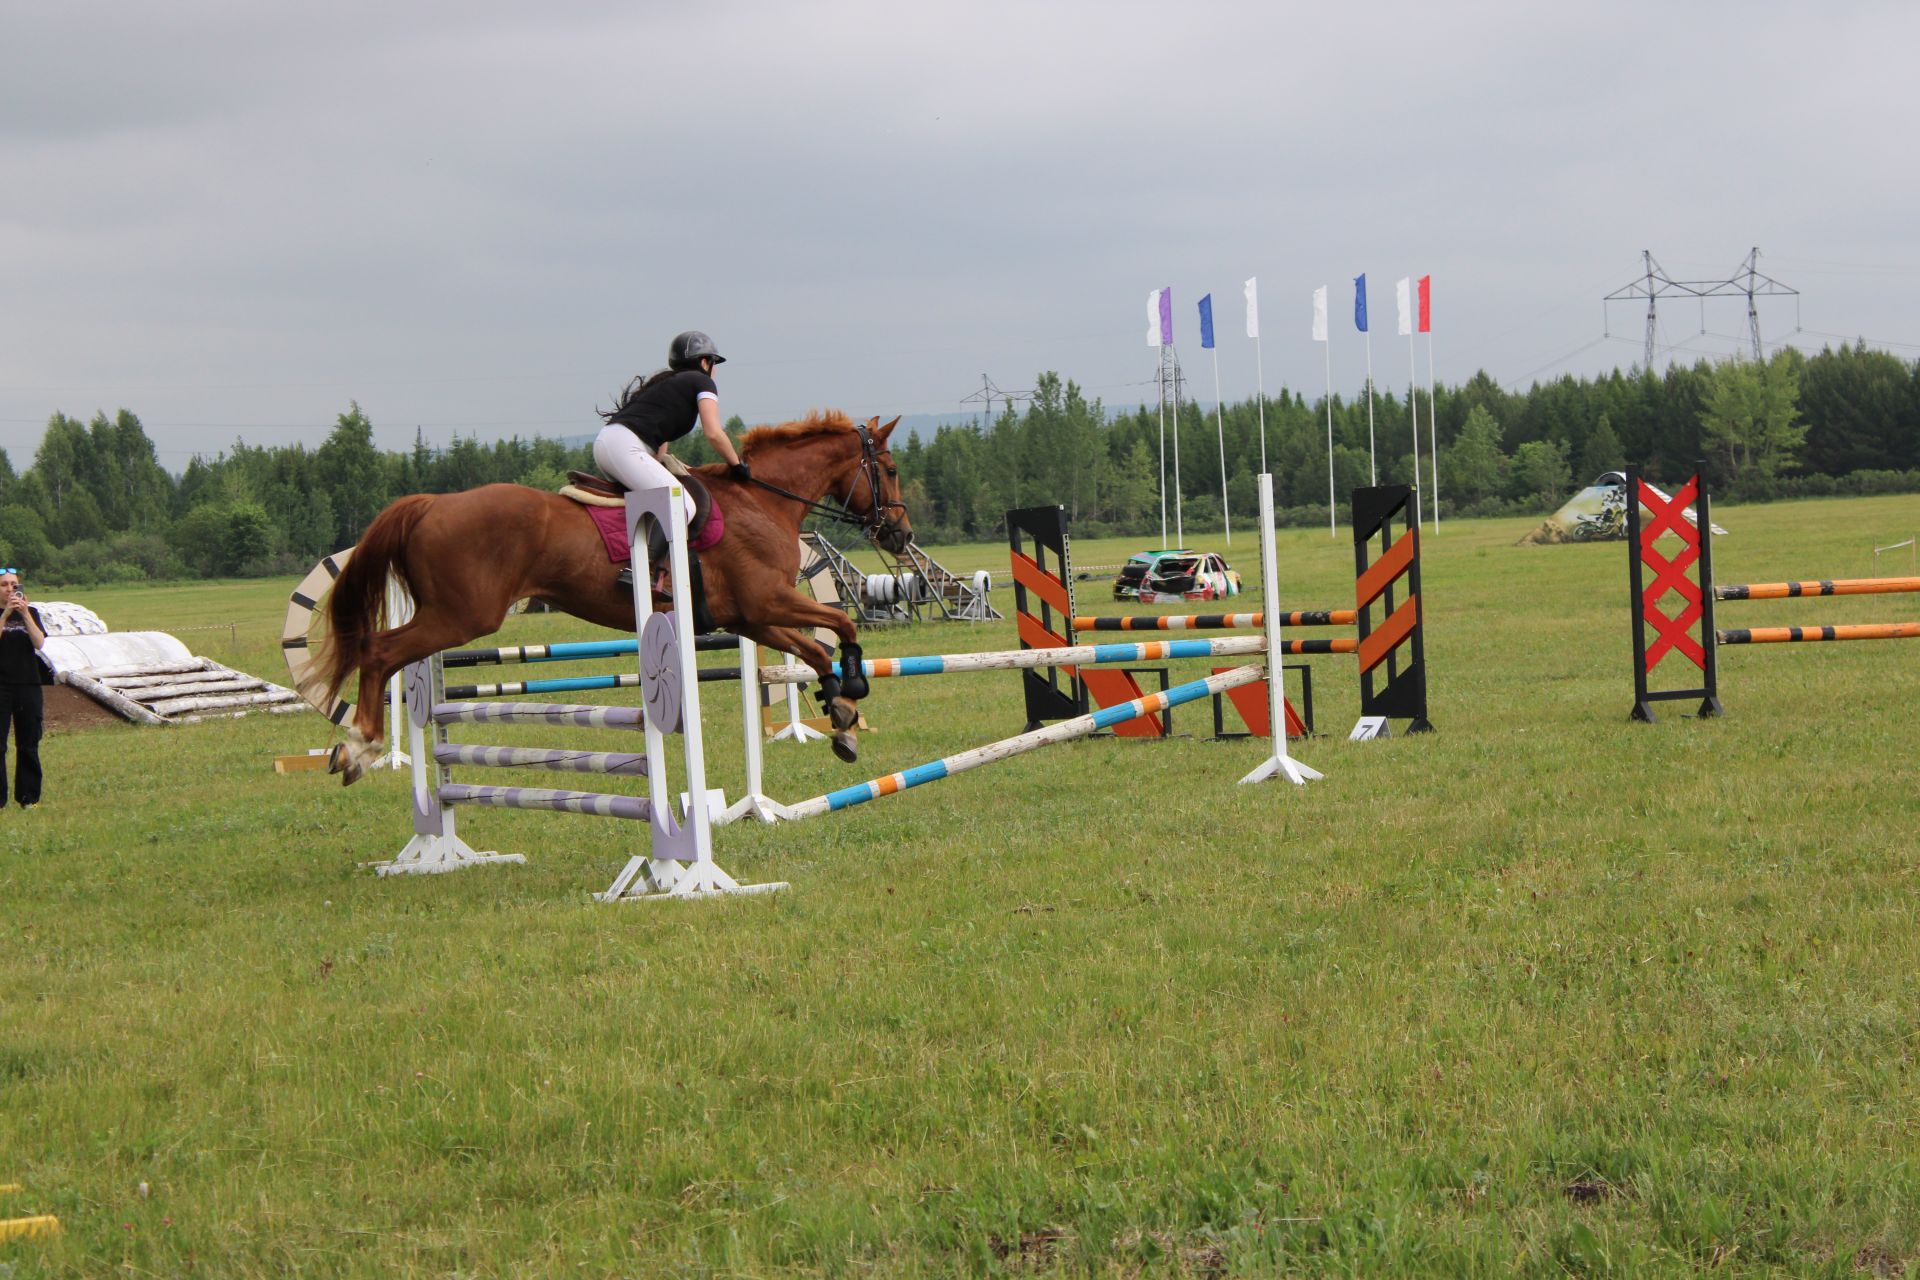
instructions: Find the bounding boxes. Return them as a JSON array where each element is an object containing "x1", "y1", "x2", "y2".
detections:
[{"x1": 0, "y1": 567, "x2": 48, "y2": 809}]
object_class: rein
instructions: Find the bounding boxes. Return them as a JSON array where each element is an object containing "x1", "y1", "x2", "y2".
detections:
[{"x1": 741, "y1": 426, "x2": 904, "y2": 540}]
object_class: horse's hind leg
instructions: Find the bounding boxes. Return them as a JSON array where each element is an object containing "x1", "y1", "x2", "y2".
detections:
[
  {"x1": 734, "y1": 620, "x2": 863, "y2": 764},
  {"x1": 330, "y1": 608, "x2": 497, "y2": 785}
]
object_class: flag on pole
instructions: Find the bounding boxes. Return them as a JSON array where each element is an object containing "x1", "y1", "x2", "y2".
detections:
[
  {"x1": 1418, "y1": 275, "x2": 1432, "y2": 332},
  {"x1": 1198, "y1": 294, "x2": 1215, "y2": 349},
  {"x1": 1244, "y1": 277, "x2": 1259, "y2": 338},
  {"x1": 1312, "y1": 286, "x2": 1328, "y2": 342},
  {"x1": 1147, "y1": 287, "x2": 1172, "y2": 346},
  {"x1": 1396, "y1": 277, "x2": 1412, "y2": 336},
  {"x1": 1353, "y1": 274, "x2": 1369, "y2": 333}
]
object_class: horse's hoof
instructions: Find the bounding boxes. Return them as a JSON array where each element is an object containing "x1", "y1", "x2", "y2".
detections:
[
  {"x1": 831, "y1": 731, "x2": 859, "y2": 764},
  {"x1": 829, "y1": 699, "x2": 860, "y2": 732},
  {"x1": 329, "y1": 740, "x2": 377, "y2": 786},
  {"x1": 328, "y1": 742, "x2": 365, "y2": 786}
]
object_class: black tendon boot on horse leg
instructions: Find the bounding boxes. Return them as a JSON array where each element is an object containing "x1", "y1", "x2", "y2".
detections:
[
  {"x1": 823, "y1": 642, "x2": 866, "y2": 763},
  {"x1": 836, "y1": 642, "x2": 868, "y2": 700}
]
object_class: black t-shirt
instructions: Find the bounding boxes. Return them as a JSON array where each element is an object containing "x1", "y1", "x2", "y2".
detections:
[
  {"x1": 0, "y1": 605, "x2": 46, "y2": 685},
  {"x1": 608, "y1": 370, "x2": 718, "y2": 449}
]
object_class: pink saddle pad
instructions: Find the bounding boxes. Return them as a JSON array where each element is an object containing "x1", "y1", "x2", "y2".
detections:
[{"x1": 584, "y1": 496, "x2": 725, "y2": 563}]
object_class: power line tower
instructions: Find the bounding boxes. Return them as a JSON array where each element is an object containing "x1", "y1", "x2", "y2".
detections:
[
  {"x1": 1604, "y1": 247, "x2": 1800, "y2": 367},
  {"x1": 961, "y1": 374, "x2": 1032, "y2": 424}
]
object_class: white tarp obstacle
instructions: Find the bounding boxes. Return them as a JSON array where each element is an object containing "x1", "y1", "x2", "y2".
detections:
[{"x1": 37, "y1": 601, "x2": 302, "y2": 726}]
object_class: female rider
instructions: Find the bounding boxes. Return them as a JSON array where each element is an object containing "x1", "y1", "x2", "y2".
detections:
[{"x1": 594, "y1": 330, "x2": 750, "y2": 531}]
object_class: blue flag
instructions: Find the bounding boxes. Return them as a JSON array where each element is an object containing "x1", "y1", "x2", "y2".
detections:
[
  {"x1": 1198, "y1": 294, "x2": 1215, "y2": 349},
  {"x1": 1353, "y1": 274, "x2": 1368, "y2": 332}
]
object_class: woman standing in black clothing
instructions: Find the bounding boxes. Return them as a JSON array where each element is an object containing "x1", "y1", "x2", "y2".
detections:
[{"x1": 0, "y1": 568, "x2": 48, "y2": 809}]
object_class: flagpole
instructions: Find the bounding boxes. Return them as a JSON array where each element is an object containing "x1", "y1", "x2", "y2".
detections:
[
  {"x1": 1171, "y1": 349, "x2": 1185, "y2": 546},
  {"x1": 1211, "y1": 346, "x2": 1230, "y2": 544},
  {"x1": 1157, "y1": 362, "x2": 1168, "y2": 547},
  {"x1": 1427, "y1": 331, "x2": 1440, "y2": 531},
  {"x1": 1407, "y1": 325, "x2": 1424, "y2": 528},
  {"x1": 1363, "y1": 331, "x2": 1377, "y2": 486},
  {"x1": 1323, "y1": 339, "x2": 1336, "y2": 539},
  {"x1": 1254, "y1": 337, "x2": 1267, "y2": 472}
]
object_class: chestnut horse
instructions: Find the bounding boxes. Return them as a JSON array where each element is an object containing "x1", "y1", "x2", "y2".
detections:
[{"x1": 315, "y1": 411, "x2": 910, "y2": 782}]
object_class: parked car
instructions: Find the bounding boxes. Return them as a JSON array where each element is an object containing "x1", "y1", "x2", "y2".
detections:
[
  {"x1": 1136, "y1": 551, "x2": 1241, "y2": 602},
  {"x1": 1112, "y1": 548, "x2": 1194, "y2": 600}
]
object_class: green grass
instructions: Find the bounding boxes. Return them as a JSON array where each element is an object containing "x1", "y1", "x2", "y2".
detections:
[{"x1": 3, "y1": 493, "x2": 1919, "y2": 1277}]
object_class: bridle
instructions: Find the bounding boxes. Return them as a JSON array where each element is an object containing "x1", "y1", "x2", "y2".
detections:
[{"x1": 742, "y1": 425, "x2": 906, "y2": 543}]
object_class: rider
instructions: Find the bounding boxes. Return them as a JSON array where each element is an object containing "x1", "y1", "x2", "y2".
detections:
[{"x1": 594, "y1": 330, "x2": 751, "y2": 530}]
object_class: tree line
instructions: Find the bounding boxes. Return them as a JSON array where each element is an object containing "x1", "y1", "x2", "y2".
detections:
[
  {"x1": 885, "y1": 341, "x2": 1920, "y2": 543},
  {"x1": 2, "y1": 341, "x2": 1915, "y2": 583}
]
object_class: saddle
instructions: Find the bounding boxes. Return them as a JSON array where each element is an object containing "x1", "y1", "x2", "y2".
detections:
[
  {"x1": 563, "y1": 467, "x2": 716, "y2": 541},
  {"x1": 561, "y1": 467, "x2": 720, "y2": 634}
]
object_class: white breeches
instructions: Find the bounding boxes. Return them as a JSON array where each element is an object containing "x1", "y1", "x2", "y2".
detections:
[{"x1": 593, "y1": 425, "x2": 696, "y2": 523}]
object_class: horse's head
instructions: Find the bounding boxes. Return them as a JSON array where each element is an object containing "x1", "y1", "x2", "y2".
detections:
[
  {"x1": 852, "y1": 416, "x2": 913, "y2": 554},
  {"x1": 737, "y1": 410, "x2": 914, "y2": 552}
]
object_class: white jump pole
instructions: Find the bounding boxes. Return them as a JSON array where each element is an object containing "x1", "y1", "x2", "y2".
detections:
[
  {"x1": 753, "y1": 634, "x2": 1272, "y2": 687},
  {"x1": 377, "y1": 574, "x2": 413, "y2": 769},
  {"x1": 783, "y1": 665, "x2": 1266, "y2": 820},
  {"x1": 722, "y1": 636, "x2": 793, "y2": 823},
  {"x1": 1239, "y1": 472, "x2": 1324, "y2": 788}
]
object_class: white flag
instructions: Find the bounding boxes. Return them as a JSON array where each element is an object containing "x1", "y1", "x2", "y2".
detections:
[
  {"x1": 1146, "y1": 287, "x2": 1167, "y2": 346},
  {"x1": 1312, "y1": 286, "x2": 1328, "y2": 342},
  {"x1": 1243, "y1": 277, "x2": 1259, "y2": 339},
  {"x1": 1395, "y1": 277, "x2": 1412, "y2": 336}
]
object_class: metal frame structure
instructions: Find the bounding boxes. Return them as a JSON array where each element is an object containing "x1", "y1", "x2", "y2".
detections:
[{"x1": 1604, "y1": 248, "x2": 1799, "y2": 367}]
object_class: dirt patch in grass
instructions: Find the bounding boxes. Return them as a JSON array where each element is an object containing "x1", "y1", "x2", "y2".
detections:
[{"x1": 42, "y1": 685, "x2": 130, "y2": 734}]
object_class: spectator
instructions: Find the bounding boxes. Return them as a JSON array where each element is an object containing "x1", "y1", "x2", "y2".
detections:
[{"x1": 0, "y1": 567, "x2": 49, "y2": 809}]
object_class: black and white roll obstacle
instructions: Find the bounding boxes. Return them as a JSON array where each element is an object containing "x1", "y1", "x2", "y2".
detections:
[
  {"x1": 1626, "y1": 466, "x2": 1920, "y2": 721},
  {"x1": 365, "y1": 475, "x2": 1325, "y2": 898}
]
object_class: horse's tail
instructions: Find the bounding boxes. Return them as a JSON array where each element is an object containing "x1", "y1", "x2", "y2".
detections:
[{"x1": 316, "y1": 494, "x2": 436, "y2": 701}]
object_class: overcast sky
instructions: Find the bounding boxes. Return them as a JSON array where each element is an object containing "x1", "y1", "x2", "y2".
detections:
[{"x1": 3, "y1": 2, "x2": 1916, "y2": 468}]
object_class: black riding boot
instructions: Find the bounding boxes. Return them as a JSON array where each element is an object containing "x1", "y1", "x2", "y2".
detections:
[{"x1": 615, "y1": 522, "x2": 673, "y2": 592}]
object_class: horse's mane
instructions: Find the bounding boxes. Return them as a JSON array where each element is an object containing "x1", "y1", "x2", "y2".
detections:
[{"x1": 739, "y1": 409, "x2": 858, "y2": 458}]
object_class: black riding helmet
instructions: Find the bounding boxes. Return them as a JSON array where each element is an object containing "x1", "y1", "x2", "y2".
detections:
[{"x1": 668, "y1": 330, "x2": 726, "y2": 370}]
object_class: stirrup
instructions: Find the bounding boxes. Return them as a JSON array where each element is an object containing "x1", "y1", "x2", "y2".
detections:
[{"x1": 615, "y1": 567, "x2": 634, "y2": 590}]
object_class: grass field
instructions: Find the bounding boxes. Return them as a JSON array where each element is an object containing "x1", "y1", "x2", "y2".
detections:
[{"x1": 4, "y1": 492, "x2": 1919, "y2": 1277}]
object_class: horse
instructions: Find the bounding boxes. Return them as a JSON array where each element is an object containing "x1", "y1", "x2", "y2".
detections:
[{"x1": 314, "y1": 411, "x2": 910, "y2": 783}]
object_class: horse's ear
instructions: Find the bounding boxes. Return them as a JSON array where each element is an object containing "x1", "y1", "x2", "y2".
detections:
[{"x1": 877, "y1": 416, "x2": 900, "y2": 442}]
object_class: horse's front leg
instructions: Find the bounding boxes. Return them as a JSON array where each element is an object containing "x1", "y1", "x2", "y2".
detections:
[{"x1": 735, "y1": 593, "x2": 866, "y2": 764}]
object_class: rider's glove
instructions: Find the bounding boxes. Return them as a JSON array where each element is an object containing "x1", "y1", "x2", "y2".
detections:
[{"x1": 729, "y1": 462, "x2": 752, "y2": 483}]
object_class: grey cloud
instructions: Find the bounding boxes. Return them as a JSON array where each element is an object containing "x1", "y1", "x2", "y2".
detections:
[{"x1": 3, "y1": 2, "x2": 1917, "y2": 463}]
